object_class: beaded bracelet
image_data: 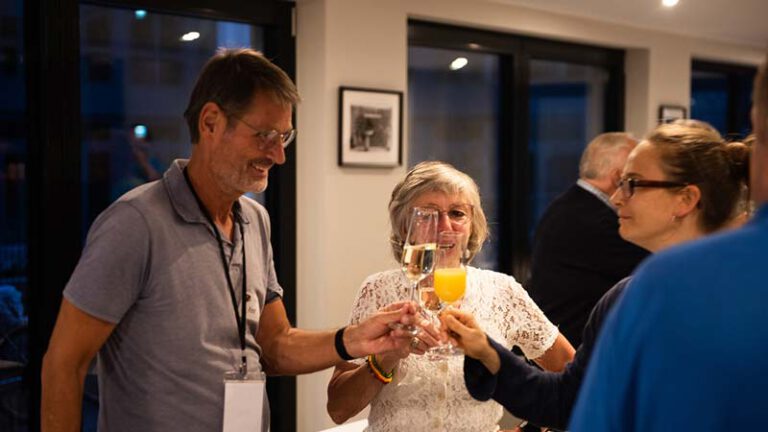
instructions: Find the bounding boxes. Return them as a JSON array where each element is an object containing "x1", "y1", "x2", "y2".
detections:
[{"x1": 366, "y1": 354, "x2": 394, "y2": 384}]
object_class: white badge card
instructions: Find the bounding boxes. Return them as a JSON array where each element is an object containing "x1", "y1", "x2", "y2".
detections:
[{"x1": 223, "y1": 372, "x2": 267, "y2": 432}]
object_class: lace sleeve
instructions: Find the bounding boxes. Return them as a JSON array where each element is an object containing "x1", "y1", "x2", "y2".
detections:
[
  {"x1": 348, "y1": 269, "x2": 407, "y2": 325},
  {"x1": 346, "y1": 270, "x2": 407, "y2": 366},
  {"x1": 495, "y1": 272, "x2": 558, "y2": 360}
]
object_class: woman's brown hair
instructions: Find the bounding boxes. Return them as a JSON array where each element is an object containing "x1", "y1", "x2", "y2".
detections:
[{"x1": 647, "y1": 123, "x2": 750, "y2": 232}]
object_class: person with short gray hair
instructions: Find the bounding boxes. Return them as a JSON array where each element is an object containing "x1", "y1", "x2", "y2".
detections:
[{"x1": 527, "y1": 132, "x2": 649, "y2": 347}]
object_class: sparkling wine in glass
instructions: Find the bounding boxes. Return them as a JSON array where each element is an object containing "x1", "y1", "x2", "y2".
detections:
[{"x1": 392, "y1": 207, "x2": 438, "y2": 334}]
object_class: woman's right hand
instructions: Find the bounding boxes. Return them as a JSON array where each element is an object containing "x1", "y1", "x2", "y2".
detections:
[{"x1": 440, "y1": 309, "x2": 500, "y2": 373}]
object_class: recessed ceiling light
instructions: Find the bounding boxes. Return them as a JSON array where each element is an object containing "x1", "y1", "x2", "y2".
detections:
[
  {"x1": 450, "y1": 57, "x2": 468, "y2": 71},
  {"x1": 468, "y1": 43, "x2": 481, "y2": 49},
  {"x1": 180, "y1": 31, "x2": 200, "y2": 42},
  {"x1": 134, "y1": 10, "x2": 147, "y2": 20},
  {"x1": 662, "y1": 0, "x2": 679, "y2": 7}
]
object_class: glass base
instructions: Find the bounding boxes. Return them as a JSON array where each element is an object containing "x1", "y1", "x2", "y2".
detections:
[
  {"x1": 388, "y1": 322, "x2": 420, "y2": 336},
  {"x1": 426, "y1": 343, "x2": 463, "y2": 361}
]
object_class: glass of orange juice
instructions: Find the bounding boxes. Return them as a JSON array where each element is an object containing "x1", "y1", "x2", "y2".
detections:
[{"x1": 430, "y1": 231, "x2": 469, "y2": 357}]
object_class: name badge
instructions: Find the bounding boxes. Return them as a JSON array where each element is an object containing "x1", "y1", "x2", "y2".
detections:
[{"x1": 222, "y1": 371, "x2": 268, "y2": 432}]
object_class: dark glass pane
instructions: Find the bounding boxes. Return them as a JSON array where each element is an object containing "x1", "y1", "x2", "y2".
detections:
[
  {"x1": 80, "y1": 5, "x2": 266, "y2": 232},
  {"x1": 732, "y1": 70, "x2": 756, "y2": 138},
  {"x1": 0, "y1": 0, "x2": 28, "y2": 431},
  {"x1": 691, "y1": 70, "x2": 729, "y2": 135},
  {"x1": 408, "y1": 46, "x2": 500, "y2": 269},
  {"x1": 528, "y1": 60, "x2": 608, "y2": 239}
]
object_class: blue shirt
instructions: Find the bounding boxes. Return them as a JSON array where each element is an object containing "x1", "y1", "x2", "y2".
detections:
[{"x1": 570, "y1": 205, "x2": 768, "y2": 431}]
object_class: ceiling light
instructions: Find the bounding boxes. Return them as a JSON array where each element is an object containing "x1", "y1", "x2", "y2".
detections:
[
  {"x1": 180, "y1": 31, "x2": 200, "y2": 42},
  {"x1": 450, "y1": 57, "x2": 468, "y2": 71},
  {"x1": 468, "y1": 43, "x2": 481, "y2": 49},
  {"x1": 662, "y1": 0, "x2": 679, "y2": 7},
  {"x1": 134, "y1": 10, "x2": 147, "y2": 20}
]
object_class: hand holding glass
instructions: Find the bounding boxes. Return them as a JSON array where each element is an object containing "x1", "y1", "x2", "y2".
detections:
[
  {"x1": 392, "y1": 207, "x2": 438, "y2": 334},
  {"x1": 430, "y1": 231, "x2": 469, "y2": 357}
]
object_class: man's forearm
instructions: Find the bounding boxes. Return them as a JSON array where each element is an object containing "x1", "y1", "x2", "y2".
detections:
[
  {"x1": 41, "y1": 358, "x2": 87, "y2": 432},
  {"x1": 261, "y1": 328, "x2": 342, "y2": 375}
]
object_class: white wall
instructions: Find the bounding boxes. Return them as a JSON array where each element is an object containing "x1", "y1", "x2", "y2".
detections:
[{"x1": 294, "y1": 0, "x2": 764, "y2": 430}]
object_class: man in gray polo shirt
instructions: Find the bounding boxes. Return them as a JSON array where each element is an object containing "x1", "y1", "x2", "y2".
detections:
[{"x1": 41, "y1": 49, "x2": 423, "y2": 432}]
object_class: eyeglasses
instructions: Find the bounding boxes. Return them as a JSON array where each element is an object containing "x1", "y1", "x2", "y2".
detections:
[
  {"x1": 617, "y1": 178, "x2": 689, "y2": 198},
  {"x1": 231, "y1": 115, "x2": 296, "y2": 150},
  {"x1": 419, "y1": 204, "x2": 473, "y2": 225}
]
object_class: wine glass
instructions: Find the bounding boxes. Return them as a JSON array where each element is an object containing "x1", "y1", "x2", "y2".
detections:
[
  {"x1": 431, "y1": 230, "x2": 468, "y2": 356},
  {"x1": 394, "y1": 207, "x2": 438, "y2": 334}
]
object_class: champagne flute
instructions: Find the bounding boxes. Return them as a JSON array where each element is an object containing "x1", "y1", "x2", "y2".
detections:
[
  {"x1": 432, "y1": 231, "x2": 468, "y2": 356},
  {"x1": 393, "y1": 207, "x2": 438, "y2": 334}
]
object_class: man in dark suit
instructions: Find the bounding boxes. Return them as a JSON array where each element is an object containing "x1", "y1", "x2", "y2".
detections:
[{"x1": 527, "y1": 132, "x2": 649, "y2": 348}]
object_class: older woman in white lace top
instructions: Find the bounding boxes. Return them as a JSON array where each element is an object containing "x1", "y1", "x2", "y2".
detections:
[{"x1": 326, "y1": 161, "x2": 575, "y2": 431}]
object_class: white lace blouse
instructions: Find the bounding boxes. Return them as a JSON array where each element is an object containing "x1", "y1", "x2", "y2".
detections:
[{"x1": 347, "y1": 267, "x2": 559, "y2": 432}]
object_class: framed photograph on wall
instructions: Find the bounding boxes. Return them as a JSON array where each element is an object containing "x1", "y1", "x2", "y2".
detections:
[
  {"x1": 338, "y1": 87, "x2": 403, "y2": 167},
  {"x1": 659, "y1": 105, "x2": 687, "y2": 124}
]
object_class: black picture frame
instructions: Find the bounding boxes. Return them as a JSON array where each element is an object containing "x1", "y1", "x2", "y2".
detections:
[
  {"x1": 338, "y1": 86, "x2": 403, "y2": 167},
  {"x1": 659, "y1": 104, "x2": 687, "y2": 123}
]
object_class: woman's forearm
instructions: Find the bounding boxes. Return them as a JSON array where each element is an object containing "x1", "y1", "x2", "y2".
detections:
[
  {"x1": 327, "y1": 355, "x2": 397, "y2": 424},
  {"x1": 533, "y1": 333, "x2": 575, "y2": 372}
]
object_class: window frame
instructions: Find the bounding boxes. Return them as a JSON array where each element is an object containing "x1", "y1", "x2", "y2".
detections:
[{"x1": 408, "y1": 20, "x2": 624, "y2": 278}]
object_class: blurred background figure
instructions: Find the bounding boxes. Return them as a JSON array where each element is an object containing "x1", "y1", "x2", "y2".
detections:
[{"x1": 527, "y1": 132, "x2": 649, "y2": 348}]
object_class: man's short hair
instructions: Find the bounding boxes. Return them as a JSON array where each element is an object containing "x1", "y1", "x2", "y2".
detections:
[
  {"x1": 183, "y1": 48, "x2": 300, "y2": 144},
  {"x1": 579, "y1": 132, "x2": 636, "y2": 180}
]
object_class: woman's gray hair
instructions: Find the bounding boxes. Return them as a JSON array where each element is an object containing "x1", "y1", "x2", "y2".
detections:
[{"x1": 388, "y1": 161, "x2": 488, "y2": 262}]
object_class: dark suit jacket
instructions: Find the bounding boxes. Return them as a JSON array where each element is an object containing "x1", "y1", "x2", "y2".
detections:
[{"x1": 526, "y1": 184, "x2": 648, "y2": 347}]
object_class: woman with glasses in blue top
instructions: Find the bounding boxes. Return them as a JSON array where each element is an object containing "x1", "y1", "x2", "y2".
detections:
[
  {"x1": 326, "y1": 161, "x2": 574, "y2": 431},
  {"x1": 442, "y1": 122, "x2": 752, "y2": 430}
]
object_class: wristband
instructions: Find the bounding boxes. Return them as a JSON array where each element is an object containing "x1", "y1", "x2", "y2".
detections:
[
  {"x1": 334, "y1": 326, "x2": 355, "y2": 361},
  {"x1": 366, "y1": 354, "x2": 394, "y2": 384}
]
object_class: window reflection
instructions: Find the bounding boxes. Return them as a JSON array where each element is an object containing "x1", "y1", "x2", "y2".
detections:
[
  {"x1": 80, "y1": 5, "x2": 265, "y2": 229},
  {"x1": 408, "y1": 46, "x2": 500, "y2": 269},
  {"x1": 528, "y1": 60, "x2": 609, "y2": 235}
]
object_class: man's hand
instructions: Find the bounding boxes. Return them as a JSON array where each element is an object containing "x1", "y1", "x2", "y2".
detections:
[
  {"x1": 440, "y1": 309, "x2": 500, "y2": 374},
  {"x1": 344, "y1": 301, "x2": 420, "y2": 358},
  {"x1": 373, "y1": 314, "x2": 443, "y2": 371}
]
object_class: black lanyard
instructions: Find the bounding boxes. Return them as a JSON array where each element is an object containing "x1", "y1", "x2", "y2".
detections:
[{"x1": 183, "y1": 168, "x2": 248, "y2": 374}]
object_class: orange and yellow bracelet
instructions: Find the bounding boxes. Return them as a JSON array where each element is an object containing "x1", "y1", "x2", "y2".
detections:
[{"x1": 366, "y1": 354, "x2": 394, "y2": 384}]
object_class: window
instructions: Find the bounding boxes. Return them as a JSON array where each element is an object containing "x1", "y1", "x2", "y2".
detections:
[
  {"x1": 409, "y1": 21, "x2": 624, "y2": 277},
  {"x1": 528, "y1": 60, "x2": 611, "y2": 233},
  {"x1": 691, "y1": 60, "x2": 756, "y2": 139},
  {"x1": 0, "y1": 1, "x2": 28, "y2": 430},
  {"x1": 409, "y1": 47, "x2": 500, "y2": 268},
  {"x1": 80, "y1": 5, "x2": 266, "y2": 227}
]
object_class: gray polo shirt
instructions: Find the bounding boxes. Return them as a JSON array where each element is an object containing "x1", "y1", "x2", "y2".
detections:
[{"x1": 64, "y1": 159, "x2": 282, "y2": 432}]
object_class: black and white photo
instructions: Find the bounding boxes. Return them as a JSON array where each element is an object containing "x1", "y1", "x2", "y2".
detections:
[{"x1": 339, "y1": 87, "x2": 402, "y2": 167}]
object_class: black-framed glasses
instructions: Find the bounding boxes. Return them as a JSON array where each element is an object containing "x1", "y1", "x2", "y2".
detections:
[
  {"x1": 419, "y1": 204, "x2": 473, "y2": 225},
  {"x1": 232, "y1": 115, "x2": 296, "y2": 150},
  {"x1": 618, "y1": 178, "x2": 689, "y2": 198}
]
